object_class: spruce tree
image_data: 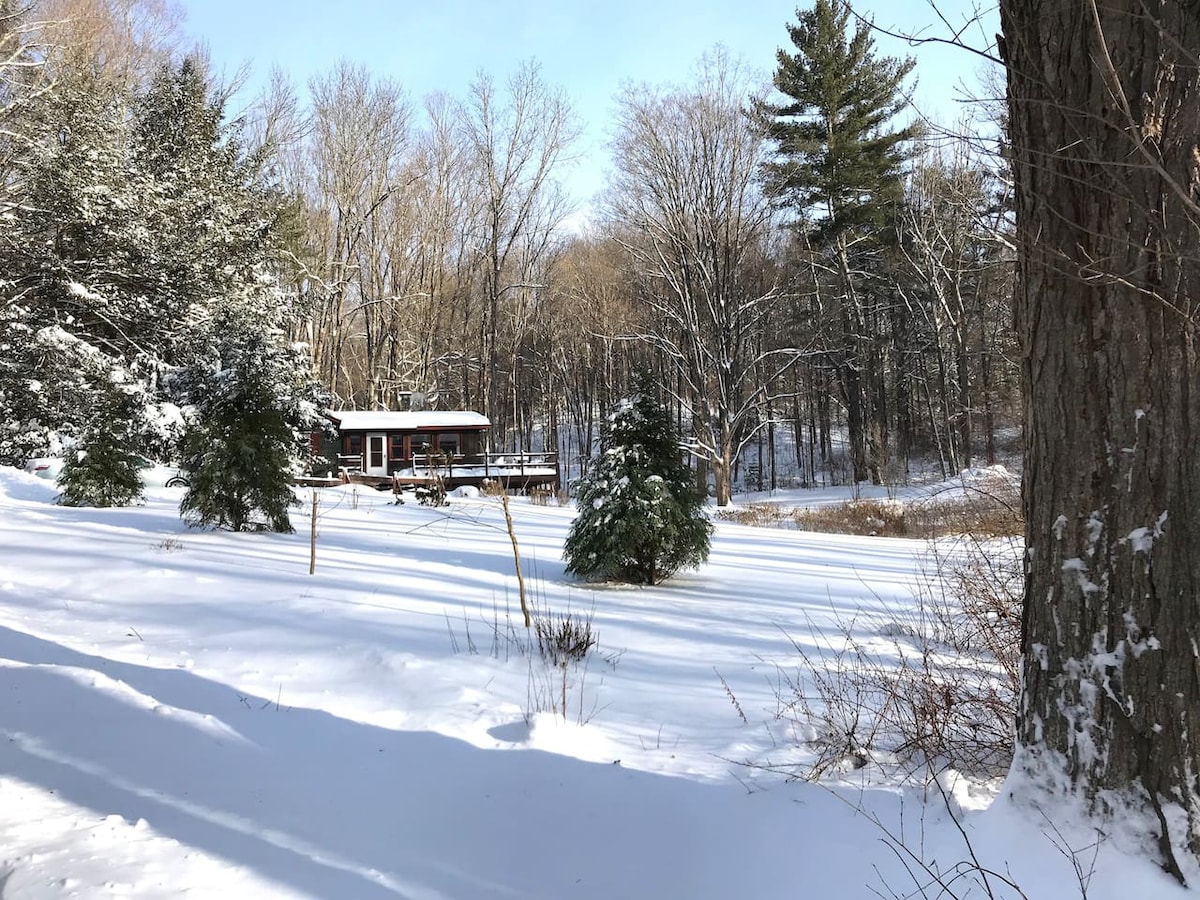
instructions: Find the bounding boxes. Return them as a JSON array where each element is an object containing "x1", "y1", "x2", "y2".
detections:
[
  {"x1": 564, "y1": 376, "x2": 711, "y2": 585},
  {"x1": 57, "y1": 376, "x2": 145, "y2": 508},
  {"x1": 176, "y1": 307, "x2": 318, "y2": 533}
]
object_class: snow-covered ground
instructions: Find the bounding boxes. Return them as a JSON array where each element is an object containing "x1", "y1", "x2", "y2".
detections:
[{"x1": 0, "y1": 469, "x2": 1186, "y2": 898}]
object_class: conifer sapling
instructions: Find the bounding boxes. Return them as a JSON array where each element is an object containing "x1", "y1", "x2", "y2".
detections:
[{"x1": 564, "y1": 375, "x2": 711, "y2": 584}]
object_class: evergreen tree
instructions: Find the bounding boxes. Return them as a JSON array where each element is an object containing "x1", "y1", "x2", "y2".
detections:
[
  {"x1": 177, "y1": 305, "x2": 325, "y2": 533},
  {"x1": 57, "y1": 374, "x2": 146, "y2": 508},
  {"x1": 756, "y1": 0, "x2": 917, "y2": 241},
  {"x1": 0, "y1": 77, "x2": 135, "y2": 463},
  {"x1": 756, "y1": 0, "x2": 918, "y2": 484},
  {"x1": 0, "y1": 57, "x2": 301, "y2": 467},
  {"x1": 126, "y1": 58, "x2": 284, "y2": 360},
  {"x1": 564, "y1": 376, "x2": 711, "y2": 584}
]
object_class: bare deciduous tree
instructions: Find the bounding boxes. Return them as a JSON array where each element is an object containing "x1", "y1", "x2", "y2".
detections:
[
  {"x1": 460, "y1": 60, "x2": 577, "y2": 442},
  {"x1": 898, "y1": 136, "x2": 1012, "y2": 475},
  {"x1": 306, "y1": 63, "x2": 410, "y2": 404},
  {"x1": 608, "y1": 50, "x2": 789, "y2": 506},
  {"x1": 33, "y1": 0, "x2": 180, "y2": 88}
]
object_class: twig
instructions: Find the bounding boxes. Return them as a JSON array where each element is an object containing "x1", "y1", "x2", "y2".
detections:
[{"x1": 716, "y1": 667, "x2": 749, "y2": 724}]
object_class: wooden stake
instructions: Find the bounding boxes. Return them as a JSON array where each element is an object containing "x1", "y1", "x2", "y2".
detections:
[
  {"x1": 501, "y1": 492, "x2": 530, "y2": 627},
  {"x1": 309, "y1": 489, "x2": 319, "y2": 575}
]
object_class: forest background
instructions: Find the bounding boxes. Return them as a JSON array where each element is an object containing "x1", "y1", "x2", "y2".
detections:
[{"x1": 0, "y1": 0, "x2": 1013, "y2": 507}]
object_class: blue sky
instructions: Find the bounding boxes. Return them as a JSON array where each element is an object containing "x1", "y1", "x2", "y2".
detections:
[{"x1": 179, "y1": 0, "x2": 999, "y2": 207}]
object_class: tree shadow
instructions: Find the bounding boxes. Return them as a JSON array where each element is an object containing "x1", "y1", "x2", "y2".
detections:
[{"x1": 0, "y1": 626, "x2": 887, "y2": 899}]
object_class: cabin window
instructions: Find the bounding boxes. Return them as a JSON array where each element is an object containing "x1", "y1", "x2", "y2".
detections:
[
  {"x1": 345, "y1": 434, "x2": 363, "y2": 457},
  {"x1": 411, "y1": 435, "x2": 432, "y2": 457},
  {"x1": 439, "y1": 434, "x2": 460, "y2": 456},
  {"x1": 390, "y1": 435, "x2": 404, "y2": 460}
]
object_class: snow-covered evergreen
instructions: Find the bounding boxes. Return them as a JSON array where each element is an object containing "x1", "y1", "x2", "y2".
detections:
[
  {"x1": 176, "y1": 305, "x2": 325, "y2": 533},
  {"x1": 564, "y1": 375, "x2": 711, "y2": 584},
  {"x1": 0, "y1": 57, "x2": 322, "y2": 512},
  {"x1": 56, "y1": 371, "x2": 146, "y2": 508}
]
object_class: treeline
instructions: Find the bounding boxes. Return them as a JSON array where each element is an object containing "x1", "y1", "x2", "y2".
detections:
[{"x1": 0, "y1": 0, "x2": 1018, "y2": 506}]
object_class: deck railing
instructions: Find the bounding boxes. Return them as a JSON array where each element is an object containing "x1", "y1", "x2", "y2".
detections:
[{"x1": 410, "y1": 451, "x2": 558, "y2": 481}]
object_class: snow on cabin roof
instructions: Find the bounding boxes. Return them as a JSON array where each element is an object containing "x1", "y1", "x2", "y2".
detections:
[{"x1": 326, "y1": 410, "x2": 491, "y2": 431}]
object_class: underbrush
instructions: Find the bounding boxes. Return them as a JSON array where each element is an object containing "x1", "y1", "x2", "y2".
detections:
[
  {"x1": 446, "y1": 592, "x2": 618, "y2": 725},
  {"x1": 481, "y1": 481, "x2": 570, "y2": 506},
  {"x1": 720, "y1": 470, "x2": 1022, "y2": 540},
  {"x1": 528, "y1": 484, "x2": 571, "y2": 506},
  {"x1": 791, "y1": 498, "x2": 910, "y2": 536},
  {"x1": 759, "y1": 531, "x2": 1100, "y2": 900},
  {"x1": 714, "y1": 502, "x2": 791, "y2": 527},
  {"x1": 910, "y1": 474, "x2": 1023, "y2": 538},
  {"x1": 769, "y1": 532, "x2": 1023, "y2": 782}
]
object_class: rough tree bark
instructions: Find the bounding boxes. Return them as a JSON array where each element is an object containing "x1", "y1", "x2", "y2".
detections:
[{"x1": 1003, "y1": 0, "x2": 1200, "y2": 878}]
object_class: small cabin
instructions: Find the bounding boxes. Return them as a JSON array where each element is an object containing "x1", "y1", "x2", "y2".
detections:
[
  {"x1": 322, "y1": 409, "x2": 557, "y2": 492},
  {"x1": 325, "y1": 409, "x2": 490, "y2": 479}
]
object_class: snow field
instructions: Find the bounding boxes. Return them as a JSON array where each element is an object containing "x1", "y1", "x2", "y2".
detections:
[{"x1": 0, "y1": 470, "x2": 1186, "y2": 898}]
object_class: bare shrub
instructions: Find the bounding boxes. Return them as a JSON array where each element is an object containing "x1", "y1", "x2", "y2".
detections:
[
  {"x1": 534, "y1": 603, "x2": 597, "y2": 666},
  {"x1": 771, "y1": 618, "x2": 893, "y2": 778},
  {"x1": 445, "y1": 592, "x2": 615, "y2": 725},
  {"x1": 715, "y1": 502, "x2": 789, "y2": 527},
  {"x1": 527, "y1": 600, "x2": 614, "y2": 724},
  {"x1": 773, "y1": 534, "x2": 1022, "y2": 780},
  {"x1": 480, "y1": 478, "x2": 506, "y2": 497},
  {"x1": 415, "y1": 476, "x2": 447, "y2": 506},
  {"x1": 792, "y1": 499, "x2": 910, "y2": 536}
]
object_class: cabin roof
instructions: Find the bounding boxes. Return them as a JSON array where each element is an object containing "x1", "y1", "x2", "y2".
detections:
[{"x1": 326, "y1": 410, "x2": 491, "y2": 432}]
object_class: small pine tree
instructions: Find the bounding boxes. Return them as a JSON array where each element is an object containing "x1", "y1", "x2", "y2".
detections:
[
  {"x1": 57, "y1": 378, "x2": 145, "y2": 508},
  {"x1": 177, "y1": 308, "x2": 315, "y2": 533},
  {"x1": 564, "y1": 376, "x2": 711, "y2": 584}
]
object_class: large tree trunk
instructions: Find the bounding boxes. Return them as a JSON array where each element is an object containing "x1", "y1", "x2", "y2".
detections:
[
  {"x1": 1004, "y1": 0, "x2": 1200, "y2": 876},
  {"x1": 840, "y1": 359, "x2": 868, "y2": 483},
  {"x1": 836, "y1": 242, "x2": 871, "y2": 484}
]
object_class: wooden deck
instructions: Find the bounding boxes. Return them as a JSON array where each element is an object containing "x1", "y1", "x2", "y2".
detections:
[
  {"x1": 294, "y1": 476, "x2": 344, "y2": 488},
  {"x1": 338, "y1": 451, "x2": 559, "y2": 494}
]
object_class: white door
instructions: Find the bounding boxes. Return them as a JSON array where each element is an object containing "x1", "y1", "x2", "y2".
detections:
[{"x1": 366, "y1": 433, "x2": 388, "y2": 476}]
